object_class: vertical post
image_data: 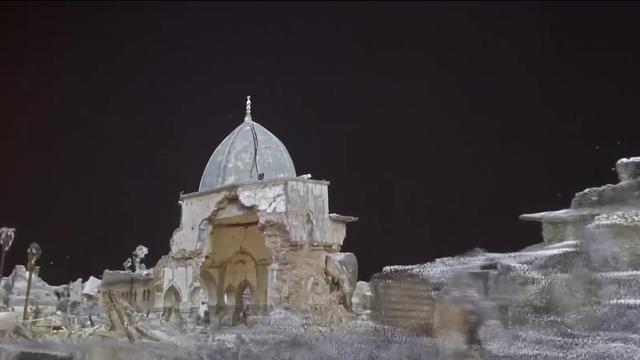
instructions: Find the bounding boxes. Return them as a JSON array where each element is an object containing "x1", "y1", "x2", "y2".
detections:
[
  {"x1": 22, "y1": 243, "x2": 41, "y2": 323},
  {"x1": 0, "y1": 249, "x2": 6, "y2": 280},
  {"x1": 130, "y1": 277, "x2": 134, "y2": 307},
  {"x1": 0, "y1": 249, "x2": 7, "y2": 307},
  {"x1": 0, "y1": 227, "x2": 16, "y2": 280},
  {"x1": 0, "y1": 245, "x2": 7, "y2": 309},
  {"x1": 0, "y1": 246, "x2": 9, "y2": 306},
  {"x1": 22, "y1": 268, "x2": 33, "y2": 321}
]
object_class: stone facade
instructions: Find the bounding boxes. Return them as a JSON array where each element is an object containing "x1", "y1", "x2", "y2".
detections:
[
  {"x1": 152, "y1": 98, "x2": 358, "y2": 327},
  {"x1": 101, "y1": 270, "x2": 155, "y2": 313}
]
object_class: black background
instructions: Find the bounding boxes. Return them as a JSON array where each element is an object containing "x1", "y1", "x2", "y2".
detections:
[{"x1": 2, "y1": 2, "x2": 640, "y2": 284}]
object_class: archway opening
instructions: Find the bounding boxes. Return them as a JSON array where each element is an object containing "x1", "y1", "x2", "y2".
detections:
[
  {"x1": 236, "y1": 280, "x2": 253, "y2": 324},
  {"x1": 164, "y1": 286, "x2": 181, "y2": 308},
  {"x1": 163, "y1": 286, "x2": 182, "y2": 323},
  {"x1": 200, "y1": 269, "x2": 218, "y2": 307},
  {"x1": 241, "y1": 286, "x2": 253, "y2": 307},
  {"x1": 224, "y1": 284, "x2": 236, "y2": 306},
  {"x1": 201, "y1": 209, "x2": 274, "y2": 326}
]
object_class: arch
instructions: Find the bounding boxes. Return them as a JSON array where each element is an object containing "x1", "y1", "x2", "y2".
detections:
[
  {"x1": 224, "y1": 284, "x2": 236, "y2": 306},
  {"x1": 236, "y1": 280, "x2": 254, "y2": 307},
  {"x1": 233, "y1": 280, "x2": 254, "y2": 325},
  {"x1": 241, "y1": 287, "x2": 252, "y2": 306},
  {"x1": 163, "y1": 285, "x2": 182, "y2": 309},
  {"x1": 209, "y1": 221, "x2": 271, "y2": 268},
  {"x1": 199, "y1": 269, "x2": 218, "y2": 306},
  {"x1": 222, "y1": 250, "x2": 258, "y2": 296},
  {"x1": 165, "y1": 281, "x2": 184, "y2": 301}
]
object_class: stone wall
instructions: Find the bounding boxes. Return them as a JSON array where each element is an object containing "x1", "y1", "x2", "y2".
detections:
[
  {"x1": 167, "y1": 178, "x2": 358, "y2": 326},
  {"x1": 370, "y1": 272, "x2": 435, "y2": 335},
  {"x1": 102, "y1": 270, "x2": 155, "y2": 313}
]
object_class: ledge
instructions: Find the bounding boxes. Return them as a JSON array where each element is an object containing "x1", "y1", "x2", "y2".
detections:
[
  {"x1": 329, "y1": 213, "x2": 359, "y2": 223},
  {"x1": 518, "y1": 208, "x2": 602, "y2": 223}
]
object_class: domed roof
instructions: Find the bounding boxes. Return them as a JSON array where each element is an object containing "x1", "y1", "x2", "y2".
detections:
[{"x1": 199, "y1": 96, "x2": 296, "y2": 192}]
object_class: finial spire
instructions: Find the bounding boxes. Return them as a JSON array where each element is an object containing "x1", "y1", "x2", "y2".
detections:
[{"x1": 244, "y1": 95, "x2": 252, "y2": 122}]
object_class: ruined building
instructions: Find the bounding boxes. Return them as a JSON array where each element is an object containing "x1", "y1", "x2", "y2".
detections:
[
  {"x1": 101, "y1": 271, "x2": 154, "y2": 314},
  {"x1": 370, "y1": 157, "x2": 640, "y2": 344},
  {"x1": 153, "y1": 97, "x2": 359, "y2": 326}
]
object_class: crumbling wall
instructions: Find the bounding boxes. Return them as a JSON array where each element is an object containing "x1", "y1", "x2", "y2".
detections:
[
  {"x1": 271, "y1": 247, "x2": 331, "y2": 312},
  {"x1": 162, "y1": 179, "x2": 357, "y2": 326},
  {"x1": 258, "y1": 180, "x2": 353, "y2": 323},
  {"x1": 199, "y1": 185, "x2": 280, "y2": 325},
  {"x1": 571, "y1": 180, "x2": 640, "y2": 209},
  {"x1": 284, "y1": 181, "x2": 330, "y2": 245},
  {"x1": 351, "y1": 281, "x2": 373, "y2": 316},
  {"x1": 325, "y1": 253, "x2": 358, "y2": 310},
  {"x1": 370, "y1": 272, "x2": 435, "y2": 335},
  {"x1": 328, "y1": 218, "x2": 347, "y2": 247},
  {"x1": 101, "y1": 271, "x2": 155, "y2": 313},
  {"x1": 616, "y1": 157, "x2": 640, "y2": 182},
  {"x1": 571, "y1": 169, "x2": 640, "y2": 209},
  {"x1": 153, "y1": 255, "x2": 202, "y2": 313},
  {"x1": 4, "y1": 265, "x2": 62, "y2": 308},
  {"x1": 586, "y1": 211, "x2": 640, "y2": 271},
  {"x1": 171, "y1": 191, "x2": 227, "y2": 253},
  {"x1": 233, "y1": 181, "x2": 327, "y2": 313},
  {"x1": 155, "y1": 190, "x2": 243, "y2": 314}
]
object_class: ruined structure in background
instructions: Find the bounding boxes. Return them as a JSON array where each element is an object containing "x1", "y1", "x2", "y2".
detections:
[
  {"x1": 369, "y1": 157, "x2": 640, "y2": 358},
  {"x1": 0, "y1": 265, "x2": 102, "y2": 340},
  {"x1": 101, "y1": 271, "x2": 154, "y2": 314},
  {"x1": 370, "y1": 272, "x2": 434, "y2": 334},
  {"x1": 153, "y1": 97, "x2": 359, "y2": 327},
  {"x1": 101, "y1": 245, "x2": 154, "y2": 314},
  {"x1": 1, "y1": 266, "x2": 82, "y2": 315}
]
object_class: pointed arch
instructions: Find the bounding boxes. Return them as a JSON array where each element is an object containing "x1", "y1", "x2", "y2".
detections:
[
  {"x1": 199, "y1": 269, "x2": 218, "y2": 306},
  {"x1": 224, "y1": 284, "x2": 236, "y2": 306},
  {"x1": 165, "y1": 280, "x2": 184, "y2": 300},
  {"x1": 222, "y1": 250, "x2": 258, "y2": 295},
  {"x1": 163, "y1": 285, "x2": 182, "y2": 309},
  {"x1": 236, "y1": 279, "x2": 254, "y2": 307}
]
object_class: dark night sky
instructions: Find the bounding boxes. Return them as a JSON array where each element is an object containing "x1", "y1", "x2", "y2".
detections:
[{"x1": 1, "y1": 2, "x2": 640, "y2": 284}]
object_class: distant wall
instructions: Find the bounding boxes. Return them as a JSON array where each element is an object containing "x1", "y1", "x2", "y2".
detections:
[{"x1": 370, "y1": 272, "x2": 435, "y2": 335}]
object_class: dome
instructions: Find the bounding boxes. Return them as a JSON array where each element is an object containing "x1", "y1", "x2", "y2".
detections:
[{"x1": 199, "y1": 97, "x2": 296, "y2": 192}]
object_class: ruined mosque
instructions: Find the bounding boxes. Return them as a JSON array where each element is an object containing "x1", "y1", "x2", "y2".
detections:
[
  {"x1": 4, "y1": 96, "x2": 640, "y2": 358},
  {"x1": 151, "y1": 96, "x2": 359, "y2": 326}
]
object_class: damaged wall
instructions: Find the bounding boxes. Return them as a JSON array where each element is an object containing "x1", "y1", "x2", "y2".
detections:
[
  {"x1": 157, "y1": 178, "x2": 359, "y2": 327},
  {"x1": 171, "y1": 190, "x2": 227, "y2": 253},
  {"x1": 370, "y1": 272, "x2": 435, "y2": 335}
]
